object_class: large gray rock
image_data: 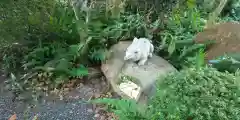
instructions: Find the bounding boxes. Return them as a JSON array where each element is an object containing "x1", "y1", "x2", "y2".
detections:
[{"x1": 101, "y1": 41, "x2": 177, "y2": 104}]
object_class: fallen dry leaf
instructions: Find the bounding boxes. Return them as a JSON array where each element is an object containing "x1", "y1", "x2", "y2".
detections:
[{"x1": 8, "y1": 114, "x2": 17, "y2": 120}]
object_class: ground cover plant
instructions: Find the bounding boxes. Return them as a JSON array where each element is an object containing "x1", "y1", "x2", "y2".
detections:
[
  {"x1": 92, "y1": 65, "x2": 240, "y2": 120},
  {"x1": 149, "y1": 66, "x2": 240, "y2": 120}
]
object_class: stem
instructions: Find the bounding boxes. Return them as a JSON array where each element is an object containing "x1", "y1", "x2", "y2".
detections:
[
  {"x1": 70, "y1": 0, "x2": 90, "y2": 63},
  {"x1": 205, "y1": 0, "x2": 228, "y2": 28},
  {"x1": 71, "y1": 0, "x2": 80, "y2": 20}
]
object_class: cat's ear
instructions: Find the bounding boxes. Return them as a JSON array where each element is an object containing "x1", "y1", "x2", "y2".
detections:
[{"x1": 133, "y1": 37, "x2": 138, "y2": 43}]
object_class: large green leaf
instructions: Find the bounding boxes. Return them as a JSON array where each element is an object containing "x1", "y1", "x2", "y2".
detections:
[{"x1": 179, "y1": 44, "x2": 205, "y2": 60}]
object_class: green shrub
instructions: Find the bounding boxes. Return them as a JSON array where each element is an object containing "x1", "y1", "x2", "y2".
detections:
[
  {"x1": 0, "y1": 0, "x2": 59, "y2": 72},
  {"x1": 150, "y1": 66, "x2": 240, "y2": 120},
  {"x1": 0, "y1": 0, "x2": 56, "y2": 44},
  {"x1": 221, "y1": 0, "x2": 240, "y2": 21},
  {"x1": 2, "y1": 0, "x2": 160, "y2": 101},
  {"x1": 154, "y1": 2, "x2": 207, "y2": 69},
  {"x1": 93, "y1": 66, "x2": 240, "y2": 120},
  {"x1": 1, "y1": 0, "x2": 91, "y2": 101},
  {"x1": 4, "y1": 43, "x2": 89, "y2": 101},
  {"x1": 90, "y1": 98, "x2": 149, "y2": 120}
]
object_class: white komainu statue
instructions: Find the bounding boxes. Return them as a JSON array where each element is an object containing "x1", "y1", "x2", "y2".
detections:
[{"x1": 124, "y1": 37, "x2": 154, "y2": 65}]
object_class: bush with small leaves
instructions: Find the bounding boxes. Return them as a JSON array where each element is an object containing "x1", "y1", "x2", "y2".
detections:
[{"x1": 149, "y1": 66, "x2": 240, "y2": 120}]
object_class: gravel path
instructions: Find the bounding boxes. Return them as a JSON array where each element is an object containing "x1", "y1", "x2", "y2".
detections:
[
  {"x1": 0, "y1": 69, "x2": 112, "y2": 120},
  {"x1": 0, "y1": 76, "x2": 96, "y2": 120},
  {"x1": 0, "y1": 91, "x2": 95, "y2": 120}
]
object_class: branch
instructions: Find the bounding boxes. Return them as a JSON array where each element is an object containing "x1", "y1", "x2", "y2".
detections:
[{"x1": 205, "y1": 0, "x2": 228, "y2": 29}]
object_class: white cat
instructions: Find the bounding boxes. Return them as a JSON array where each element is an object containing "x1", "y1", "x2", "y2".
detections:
[{"x1": 124, "y1": 37, "x2": 154, "y2": 65}]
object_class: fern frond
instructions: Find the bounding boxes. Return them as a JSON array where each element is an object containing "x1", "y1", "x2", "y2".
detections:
[
  {"x1": 89, "y1": 48, "x2": 107, "y2": 61},
  {"x1": 69, "y1": 65, "x2": 88, "y2": 77},
  {"x1": 90, "y1": 98, "x2": 149, "y2": 120}
]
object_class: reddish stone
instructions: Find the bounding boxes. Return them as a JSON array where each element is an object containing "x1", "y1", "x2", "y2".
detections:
[{"x1": 194, "y1": 22, "x2": 240, "y2": 61}]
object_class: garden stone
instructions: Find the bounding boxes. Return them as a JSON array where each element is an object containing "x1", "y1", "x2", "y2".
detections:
[
  {"x1": 195, "y1": 21, "x2": 240, "y2": 61},
  {"x1": 101, "y1": 41, "x2": 177, "y2": 104}
]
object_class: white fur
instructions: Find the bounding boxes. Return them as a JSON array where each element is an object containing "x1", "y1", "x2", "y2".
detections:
[{"x1": 124, "y1": 37, "x2": 154, "y2": 65}]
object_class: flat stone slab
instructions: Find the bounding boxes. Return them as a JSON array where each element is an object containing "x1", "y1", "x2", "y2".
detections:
[
  {"x1": 119, "y1": 80, "x2": 141, "y2": 100},
  {"x1": 101, "y1": 41, "x2": 177, "y2": 104}
]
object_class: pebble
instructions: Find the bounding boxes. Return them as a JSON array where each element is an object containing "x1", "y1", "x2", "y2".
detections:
[
  {"x1": 94, "y1": 113, "x2": 100, "y2": 118},
  {"x1": 77, "y1": 83, "x2": 84, "y2": 88},
  {"x1": 94, "y1": 93, "x2": 101, "y2": 98},
  {"x1": 74, "y1": 96, "x2": 80, "y2": 99},
  {"x1": 87, "y1": 109, "x2": 93, "y2": 113},
  {"x1": 59, "y1": 95, "x2": 63, "y2": 100},
  {"x1": 100, "y1": 116, "x2": 106, "y2": 120}
]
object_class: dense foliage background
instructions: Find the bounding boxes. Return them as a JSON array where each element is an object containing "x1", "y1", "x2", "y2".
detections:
[{"x1": 1, "y1": 0, "x2": 240, "y2": 119}]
